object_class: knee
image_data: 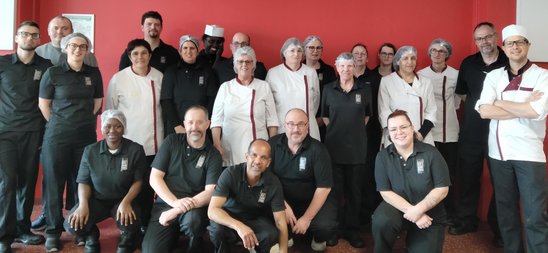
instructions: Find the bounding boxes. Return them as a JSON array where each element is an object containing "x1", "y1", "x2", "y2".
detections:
[
  {"x1": 180, "y1": 209, "x2": 207, "y2": 237},
  {"x1": 372, "y1": 206, "x2": 402, "y2": 235}
]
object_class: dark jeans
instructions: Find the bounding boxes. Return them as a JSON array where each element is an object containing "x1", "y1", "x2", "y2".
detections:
[
  {"x1": 208, "y1": 216, "x2": 278, "y2": 253},
  {"x1": 287, "y1": 194, "x2": 338, "y2": 242}
]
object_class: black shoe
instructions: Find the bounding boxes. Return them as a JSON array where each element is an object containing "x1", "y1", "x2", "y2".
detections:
[
  {"x1": 186, "y1": 236, "x2": 203, "y2": 253},
  {"x1": 75, "y1": 235, "x2": 85, "y2": 246},
  {"x1": 0, "y1": 242, "x2": 12, "y2": 253},
  {"x1": 343, "y1": 233, "x2": 365, "y2": 248},
  {"x1": 448, "y1": 223, "x2": 478, "y2": 235},
  {"x1": 493, "y1": 236, "x2": 504, "y2": 248},
  {"x1": 116, "y1": 231, "x2": 135, "y2": 253},
  {"x1": 140, "y1": 226, "x2": 147, "y2": 236},
  {"x1": 31, "y1": 213, "x2": 47, "y2": 231},
  {"x1": 326, "y1": 234, "x2": 339, "y2": 247},
  {"x1": 84, "y1": 227, "x2": 100, "y2": 253},
  {"x1": 14, "y1": 233, "x2": 45, "y2": 245},
  {"x1": 44, "y1": 235, "x2": 60, "y2": 252}
]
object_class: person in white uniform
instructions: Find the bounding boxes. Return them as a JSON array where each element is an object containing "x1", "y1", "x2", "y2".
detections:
[
  {"x1": 378, "y1": 46, "x2": 437, "y2": 146},
  {"x1": 476, "y1": 24, "x2": 548, "y2": 253},
  {"x1": 211, "y1": 46, "x2": 278, "y2": 166},
  {"x1": 266, "y1": 38, "x2": 321, "y2": 141}
]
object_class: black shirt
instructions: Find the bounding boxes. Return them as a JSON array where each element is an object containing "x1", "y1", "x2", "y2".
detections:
[
  {"x1": 77, "y1": 138, "x2": 147, "y2": 200},
  {"x1": 455, "y1": 47, "x2": 508, "y2": 144},
  {"x1": 197, "y1": 50, "x2": 227, "y2": 69},
  {"x1": 151, "y1": 133, "x2": 222, "y2": 202},
  {"x1": 321, "y1": 77, "x2": 372, "y2": 164},
  {"x1": 39, "y1": 61, "x2": 103, "y2": 130},
  {"x1": 375, "y1": 141, "x2": 450, "y2": 221},
  {"x1": 0, "y1": 53, "x2": 52, "y2": 131},
  {"x1": 268, "y1": 134, "x2": 332, "y2": 203},
  {"x1": 213, "y1": 163, "x2": 285, "y2": 220},
  {"x1": 118, "y1": 40, "x2": 179, "y2": 73},
  {"x1": 160, "y1": 60, "x2": 219, "y2": 135},
  {"x1": 360, "y1": 67, "x2": 384, "y2": 144},
  {"x1": 214, "y1": 57, "x2": 267, "y2": 84}
]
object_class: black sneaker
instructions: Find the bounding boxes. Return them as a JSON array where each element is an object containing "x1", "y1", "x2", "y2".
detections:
[
  {"x1": 14, "y1": 233, "x2": 45, "y2": 245},
  {"x1": 75, "y1": 235, "x2": 85, "y2": 246},
  {"x1": 44, "y1": 235, "x2": 60, "y2": 252},
  {"x1": 116, "y1": 231, "x2": 135, "y2": 253},
  {"x1": 0, "y1": 241, "x2": 12, "y2": 253},
  {"x1": 31, "y1": 213, "x2": 47, "y2": 231}
]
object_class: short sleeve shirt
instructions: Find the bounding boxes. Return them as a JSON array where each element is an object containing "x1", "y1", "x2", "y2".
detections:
[
  {"x1": 213, "y1": 163, "x2": 285, "y2": 220},
  {"x1": 375, "y1": 141, "x2": 451, "y2": 220},
  {"x1": 151, "y1": 133, "x2": 222, "y2": 202},
  {"x1": 268, "y1": 134, "x2": 332, "y2": 202},
  {"x1": 77, "y1": 138, "x2": 147, "y2": 200}
]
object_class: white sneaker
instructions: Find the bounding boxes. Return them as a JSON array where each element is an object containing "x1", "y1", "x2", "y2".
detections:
[
  {"x1": 268, "y1": 243, "x2": 279, "y2": 253},
  {"x1": 288, "y1": 238, "x2": 294, "y2": 248},
  {"x1": 311, "y1": 237, "x2": 327, "y2": 251},
  {"x1": 249, "y1": 248, "x2": 257, "y2": 253}
]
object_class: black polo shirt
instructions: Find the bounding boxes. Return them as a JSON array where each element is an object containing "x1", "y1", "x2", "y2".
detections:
[
  {"x1": 39, "y1": 61, "x2": 103, "y2": 130},
  {"x1": 77, "y1": 138, "x2": 147, "y2": 200},
  {"x1": 213, "y1": 163, "x2": 285, "y2": 221},
  {"x1": 197, "y1": 50, "x2": 227, "y2": 68},
  {"x1": 0, "y1": 53, "x2": 52, "y2": 132},
  {"x1": 268, "y1": 134, "x2": 332, "y2": 202},
  {"x1": 214, "y1": 57, "x2": 267, "y2": 84},
  {"x1": 118, "y1": 39, "x2": 179, "y2": 73},
  {"x1": 360, "y1": 68, "x2": 384, "y2": 142},
  {"x1": 375, "y1": 141, "x2": 450, "y2": 220},
  {"x1": 455, "y1": 47, "x2": 508, "y2": 144},
  {"x1": 321, "y1": 77, "x2": 372, "y2": 164},
  {"x1": 151, "y1": 133, "x2": 222, "y2": 202},
  {"x1": 160, "y1": 60, "x2": 219, "y2": 134}
]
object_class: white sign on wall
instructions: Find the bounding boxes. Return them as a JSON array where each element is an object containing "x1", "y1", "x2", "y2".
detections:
[
  {"x1": 0, "y1": 0, "x2": 16, "y2": 50},
  {"x1": 517, "y1": 0, "x2": 548, "y2": 62}
]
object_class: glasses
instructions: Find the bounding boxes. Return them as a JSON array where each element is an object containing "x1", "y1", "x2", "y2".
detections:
[
  {"x1": 18, "y1": 31, "x2": 40, "y2": 39},
  {"x1": 380, "y1": 52, "x2": 394, "y2": 57},
  {"x1": 353, "y1": 52, "x2": 367, "y2": 57},
  {"x1": 504, "y1": 39, "x2": 529, "y2": 47},
  {"x1": 236, "y1": 60, "x2": 253, "y2": 65},
  {"x1": 388, "y1": 124, "x2": 411, "y2": 133},
  {"x1": 285, "y1": 121, "x2": 308, "y2": 129},
  {"x1": 67, "y1": 43, "x2": 89, "y2": 51},
  {"x1": 306, "y1": 46, "x2": 323, "y2": 51},
  {"x1": 232, "y1": 41, "x2": 249, "y2": 47},
  {"x1": 430, "y1": 49, "x2": 447, "y2": 55},
  {"x1": 474, "y1": 33, "x2": 495, "y2": 42}
]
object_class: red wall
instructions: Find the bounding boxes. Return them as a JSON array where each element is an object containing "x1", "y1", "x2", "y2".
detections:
[{"x1": 8, "y1": 0, "x2": 547, "y2": 220}]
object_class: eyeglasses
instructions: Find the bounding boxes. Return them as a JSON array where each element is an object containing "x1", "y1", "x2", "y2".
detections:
[
  {"x1": 430, "y1": 49, "x2": 447, "y2": 55},
  {"x1": 474, "y1": 33, "x2": 495, "y2": 42},
  {"x1": 388, "y1": 124, "x2": 411, "y2": 133},
  {"x1": 285, "y1": 121, "x2": 308, "y2": 129},
  {"x1": 306, "y1": 46, "x2": 323, "y2": 51},
  {"x1": 18, "y1": 31, "x2": 40, "y2": 39},
  {"x1": 236, "y1": 60, "x2": 253, "y2": 65},
  {"x1": 504, "y1": 39, "x2": 529, "y2": 47},
  {"x1": 67, "y1": 43, "x2": 89, "y2": 51},
  {"x1": 380, "y1": 52, "x2": 394, "y2": 57},
  {"x1": 232, "y1": 41, "x2": 249, "y2": 47}
]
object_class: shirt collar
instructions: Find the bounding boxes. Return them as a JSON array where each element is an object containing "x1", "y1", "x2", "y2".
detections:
[
  {"x1": 99, "y1": 138, "x2": 128, "y2": 155},
  {"x1": 387, "y1": 141, "x2": 426, "y2": 157},
  {"x1": 239, "y1": 163, "x2": 266, "y2": 187},
  {"x1": 61, "y1": 59, "x2": 90, "y2": 73},
  {"x1": 333, "y1": 77, "x2": 361, "y2": 92},
  {"x1": 11, "y1": 53, "x2": 39, "y2": 65},
  {"x1": 275, "y1": 134, "x2": 312, "y2": 155}
]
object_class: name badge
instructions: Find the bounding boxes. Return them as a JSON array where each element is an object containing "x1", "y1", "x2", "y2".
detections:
[
  {"x1": 160, "y1": 56, "x2": 166, "y2": 64},
  {"x1": 416, "y1": 158, "x2": 424, "y2": 174},
  {"x1": 33, "y1": 70, "x2": 42, "y2": 80},
  {"x1": 199, "y1": 76, "x2": 204, "y2": 86},
  {"x1": 258, "y1": 190, "x2": 266, "y2": 203},
  {"x1": 299, "y1": 157, "x2": 307, "y2": 171},
  {"x1": 85, "y1": 77, "x2": 92, "y2": 86},
  {"x1": 121, "y1": 157, "x2": 128, "y2": 171},
  {"x1": 355, "y1": 94, "x2": 362, "y2": 104},
  {"x1": 196, "y1": 154, "x2": 205, "y2": 169},
  {"x1": 318, "y1": 73, "x2": 324, "y2": 81}
]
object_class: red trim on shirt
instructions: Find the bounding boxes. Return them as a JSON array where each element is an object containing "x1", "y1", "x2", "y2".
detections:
[
  {"x1": 236, "y1": 77, "x2": 254, "y2": 85},
  {"x1": 442, "y1": 76, "x2": 447, "y2": 142},
  {"x1": 283, "y1": 62, "x2": 302, "y2": 72},
  {"x1": 151, "y1": 80, "x2": 158, "y2": 153},
  {"x1": 496, "y1": 120, "x2": 504, "y2": 160},
  {"x1": 304, "y1": 75, "x2": 310, "y2": 116},
  {"x1": 250, "y1": 89, "x2": 257, "y2": 140},
  {"x1": 419, "y1": 96, "x2": 423, "y2": 127}
]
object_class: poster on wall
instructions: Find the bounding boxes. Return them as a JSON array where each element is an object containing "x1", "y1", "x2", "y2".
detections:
[
  {"x1": 0, "y1": 0, "x2": 16, "y2": 50},
  {"x1": 62, "y1": 14, "x2": 95, "y2": 53},
  {"x1": 517, "y1": 0, "x2": 548, "y2": 62}
]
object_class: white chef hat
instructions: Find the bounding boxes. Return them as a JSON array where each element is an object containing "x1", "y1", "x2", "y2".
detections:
[
  {"x1": 204, "y1": 24, "x2": 224, "y2": 37},
  {"x1": 502, "y1": 24, "x2": 528, "y2": 42}
]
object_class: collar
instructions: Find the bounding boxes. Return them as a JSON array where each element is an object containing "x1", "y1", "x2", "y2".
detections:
[
  {"x1": 387, "y1": 141, "x2": 426, "y2": 157},
  {"x1": 99, "y1": 138, "x2": 127, "y2": 155},
  {"x1": 333, "y1": 77, "x2": 361, "y2": 92},
  {"x1": 275, "y1": 134, "x2": 312, "y2": 155},
  {"x1": 10, "y1": 53, "x2": 38, "y2": 65},
  {"x1": 61, "y1": 60, "x2": 90, "y2": 73},
  {"x1": 182, "y1": 134, "x2": 211, "y2": 151},
  {"x1": 236, "y1": 76, "x2": 254, "y2": 85},
  {"x1": 429, "y1": 64, "x2": 447, "y2": 73},
  {"x1": 504, "y1": 60, "x2": 532, "y2": 76},
  {"x1": 283, "y1": 62, "x2": 302, "y2": 72},
  {"x1": 239, "y1": 163, "x2": 266, "y2": 187}
]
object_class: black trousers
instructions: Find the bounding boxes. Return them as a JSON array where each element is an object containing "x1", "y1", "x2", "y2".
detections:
[
  {"x1": 361, "y1": 126, "x2": 383, "y2": 224},
  {"x1": 455, "y1": 141, "x2": 499, "y2": 234},
  {"x1": 135, "y1": 155, "x2": 155, "y2": 227},
  {"x1": 287, "y1": 194, "x2": 338, "y2": 242},
  {"x1": 208, "y1": 216, "x2": 278, "y2": 253},
  {"x1": 372, "y1": 201, "x2": 445, "y2": 253},
  {"x1": 0, "y1": 131, "x2": 42, "y2": 242},
  {"x1": 332, "y1": 163, "x2": 365, "y2": 232},
  {"x1": 434, "y1": 141, "x2": 458, "y2": 218},
  {"x1": 141, "y1": 203, "x2": 208, "y2": 253}
]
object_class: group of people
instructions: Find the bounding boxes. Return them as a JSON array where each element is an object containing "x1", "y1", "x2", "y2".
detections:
[{"x1": 0, "y1": 8, "x2": 547, "y2": 253}]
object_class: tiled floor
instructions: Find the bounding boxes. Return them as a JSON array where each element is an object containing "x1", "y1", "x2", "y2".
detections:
[{"x1": 10, "y1": 205, "x2": 504, "y2": 252}]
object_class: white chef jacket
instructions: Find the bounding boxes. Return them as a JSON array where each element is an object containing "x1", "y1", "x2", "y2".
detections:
[
  {"x1": 211, "y1": 78, "x2": 279, "y2": 166},
  {"x1": 418, "y1": 66, "x2": 460, "y2": 143},
  {"x1": 378, "y1": 72, "x2": 437, "y2": 146},
  {"x1": 106, "y1": 66, "x2": 164, "y2": 156},
  {"x1": 266, "y1": 63, "x2": 321, "y2": 141},
  {"x1": 475, "y1": 63, "x2": 548, "y2": 162}
]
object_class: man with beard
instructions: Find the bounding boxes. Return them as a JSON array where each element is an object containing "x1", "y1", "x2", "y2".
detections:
[
  {"x1": 118, "y1": 11, "x2": 179, "y2": 73},
  {"x1": 214, "y1": 32, "x2": 267, "y2": 84},
  {"x1": 0, "y1": 21, "x2": 52, "y2": 253},
  {"x1": 141, "y1": 106, "x2": 222, "y2": 253},
  {"x1": 268, "y1": 109, "x2": 337, "y2": 252},
  {"x1": 450, "y1": 22, "x2": 507, "y2": 247},
  {"x1": 197, "y1": 24, "x2": 226, "y2": 68},
  {"x1": 35, "y1": 15, "x2": 98, "y2": 67}
]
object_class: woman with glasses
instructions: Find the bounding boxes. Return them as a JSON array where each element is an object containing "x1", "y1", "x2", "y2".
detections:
[
  {"x1": 378, "y1": 46, "x2": 437, "y2": 147},
  {"x1": 321, "y1": 52, "x2": 372, "y2": 248},
  {"x1": 417, "y1": 39, "x2": 459, "y2": 224},
  {"x1": 211, "y1": 46, "x2": 278, "y2": 166},
  {"x1": 351, "y1": 43, "x2": 369, "y2": 78},
  {"x1": 38, "y1": 32, "x2": 103, "y2": 251},
  {"x1": 372, "y1": 110, "x2": 449, "y2": 253},
  {"x1": 374, "y1": 43, "x2": 397, "y2": 77},
  {"x1": 266, "y1": 38, "x2": 321, "y2": 140}
]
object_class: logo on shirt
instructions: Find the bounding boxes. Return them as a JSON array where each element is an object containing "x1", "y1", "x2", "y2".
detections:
[
  {"x1": 121, "y1": 157, "x2": 128, "y2": 171},
  {"x1": 299, "y1": 157, "x2": 307, "y2": 171},
  {"x1": 258, "y1": 189, "x2": 267, "y2": 204},
  {"x1": 318, "y1": 73, "x2": 324, "y2": 81},
  {"x1": 416, "y1": 158, "x2": 424, "y2": 174},
  {"x1": 85, "y1": 77, "x2": 92, "y2": 86},
  {"x1": 160, "y1": 56, "x2": 166, "y2": 64},
  {"x1": 199, "y1": 76, "x2": 205, "y2": 86},
  {"x1": 33, "y1": 70, "x2": 42, "y2": 81},
  {"x1": 355, "y1": 94, "x2": 362, "y2": 104},
  {"x1": 196, "y1": 154, "x2": 206, "y2": 169}
]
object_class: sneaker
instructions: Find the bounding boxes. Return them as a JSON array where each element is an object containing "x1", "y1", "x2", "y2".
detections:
[
  {"x1": 31, "y1": 213, "x2": 47, "y2": 231},
  {"x1": 288, "y1": 238, "x2": 294, "y2": 248},
  {"x1": 311, "y1": 237, "x2": 327, "y2": 251},
  {"x1": 0, "y1": 241, "x2": 12, "y2": 253},
  {"x1": 75, "y1": 235, "x2": 85, "y2": 246},
  {"x1": 14, "y1": 233, "x2": 45, "y2": 245},
  {"x1": 45, "y1": 235, "x2": 60, "y2": 252}
]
